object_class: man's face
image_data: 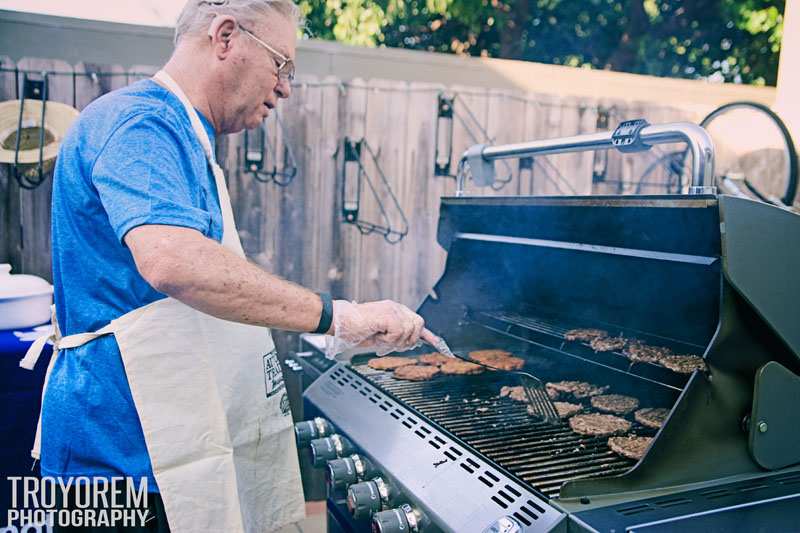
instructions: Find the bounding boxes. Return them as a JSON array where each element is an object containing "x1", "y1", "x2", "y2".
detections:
[{"x1": 215, "y1": 13, "x2": 296, "y2": 134}]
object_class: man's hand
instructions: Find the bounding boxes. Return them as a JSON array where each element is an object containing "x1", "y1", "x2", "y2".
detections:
[{"x1": 326, "y1": 300, "x2": 430, "y2": 357}]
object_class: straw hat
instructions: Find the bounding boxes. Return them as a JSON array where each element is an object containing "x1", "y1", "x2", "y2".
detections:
[{"x1": 0, "y1": 99, "x2": 79, "y2": 165}]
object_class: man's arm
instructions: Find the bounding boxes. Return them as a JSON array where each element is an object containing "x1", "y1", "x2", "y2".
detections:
[
  {"x1": 126, "y1": 224, "x2": 325, "y2": 332},
  {"x1": 124, "y1": 224, "x2": 434, "y2": 352}
]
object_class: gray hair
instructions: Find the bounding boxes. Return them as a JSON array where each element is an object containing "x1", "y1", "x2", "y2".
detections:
[{"x1": 174, "y1": 0, "x2": 302, "y2": 44}]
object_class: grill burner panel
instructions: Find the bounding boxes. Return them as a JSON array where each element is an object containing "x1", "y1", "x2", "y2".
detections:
[{"x1": 353, "y1": 363, "x2": 655, "y2": 498}]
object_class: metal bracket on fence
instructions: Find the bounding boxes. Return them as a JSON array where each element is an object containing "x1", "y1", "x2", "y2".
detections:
[
  {"x1": 242, "y1": 110, "x2": 297, "y2": 186},
  {"x1": 336, "y1": 137, "x2": 408, "y2": 244},
  {"x1": 592, "y1": 107, "x2": 612, "y2": 183},
  {"x1": 12, "y1": 73, "x2": 50, "y2": 190},
  {"x1": 456, "y1": 120, "x2": 716, "y2": 197},
  {"x1": 432, "y1": 92, "x2": 513, "y2": 191}
]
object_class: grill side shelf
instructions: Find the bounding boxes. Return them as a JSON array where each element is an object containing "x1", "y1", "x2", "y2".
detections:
[{"x1": 303, "y1": 363, "x2": 565, "y2": 532}]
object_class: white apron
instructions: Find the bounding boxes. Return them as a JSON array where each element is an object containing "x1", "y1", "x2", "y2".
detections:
[{"x1": 20, "y1": 70, "x2": 306, "y2": 533}]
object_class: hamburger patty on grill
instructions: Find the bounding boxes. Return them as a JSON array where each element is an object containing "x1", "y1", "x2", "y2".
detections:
[
  {"x1": 590, "y1": 394, "x2": 640, "y2": 415},
  {"x1": 623, "y1": 342, "x2": 672, "y2": 364},
  {"x1": 393, "y1": 364, "x2": 440, "y2": 381},
  {"x1": 608, "y1": 435, "x2": 653, "y2": 460},
  {"x1": 546, "y1": 380, "x2": 610, "y2": 400},
  {"x1": 500, "y1": 385, "x2": 528, "y2": 403},
  {"x1": 469, "y1": 350, "x2": 525, "y2": 371},
  {"x1": 440, "y1": 360, "x2": 484, "y2": 375},
  {"x1": 569, "y1": 413, "x2": 632, "y2": 437},
  {"x1": 418, "y1": 352, "x2": 452, "y2": 366},
  {"x1": 634, "y1": 407, "x2": 670, "y2": 429},
  {"x1": 659, "y1": 354, "x2": 707, "y2": 374},
  {"x1": 590, "y1": 336, "x2": 628, "y2": 352},
  {"x1": 368, "y1": 356, "x2": 417, "y2": 370},
  {"x1": 532, "y1": 401, "x2": 582, "y2": 419},
  {"x1": 564, "y1": 328, "x2": 608, "y2": 342}
]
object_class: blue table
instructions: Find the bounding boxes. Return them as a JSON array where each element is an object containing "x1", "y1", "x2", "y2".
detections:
[{"x1": 1, "y1": 324, "x2": 53, "y2": 517}]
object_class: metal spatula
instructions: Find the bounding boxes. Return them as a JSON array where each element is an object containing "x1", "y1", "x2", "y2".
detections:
[{"x1": 424, "y1": 333, "x2": 560, "y2": 425}]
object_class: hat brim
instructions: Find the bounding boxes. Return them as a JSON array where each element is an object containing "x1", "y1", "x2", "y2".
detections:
[{"x1": 0, "y1": 100, "x2": 79, "y2": 164}]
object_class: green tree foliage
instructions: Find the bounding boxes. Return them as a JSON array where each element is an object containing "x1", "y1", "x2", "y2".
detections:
[{"x1": 298, "y1": 0, "x2": 784, "y2": 85}]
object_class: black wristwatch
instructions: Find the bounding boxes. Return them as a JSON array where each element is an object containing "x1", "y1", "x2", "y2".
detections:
[{"x1": 313, "y1": 292, "x2": 333, "y2": 334}]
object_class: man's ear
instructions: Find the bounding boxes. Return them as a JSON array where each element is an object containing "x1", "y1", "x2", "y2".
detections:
[{"x1": 207, "y1": 14, "x2": 238, "y2": 59}]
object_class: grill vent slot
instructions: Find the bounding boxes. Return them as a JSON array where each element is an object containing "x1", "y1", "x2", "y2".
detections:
[
  {"x1": 700, "y1": 488, "x2": 732, "y2": 500},
  {"x1": 497, "y1": 489, "x2": 514, "y2": 504},
  {"x1": 428, "y1": 439, "x2": 442, "y2": 449},
  {"x1": 401, "y1": 420, "x2": 413, "y2": 429},
  {"x1": 465, "y1": 457, "x2": 480, "y2": 469},
  {"x1": 448, "y1": 447, "x2": 463, "y2": 457},
  {"x1": 484, "y1": 471, "x2": 500, "y2": 482},
  {"x1": 525, "y1": 499, "x2": 545, "y2": 515},
  {"x1": 776, "y1": 473, "x2": 800, "y2": 485},
  {"x1": 520, "y1": 502, "x2": 541, "y2": 520},
  {"x1": 443, "y1": 450, "x2": 457, "y2": 461},
  {"x1": 414, "y1": 429, "x2": 426, "y2": 439},
  {"x1": 477, "y1": 475, "x2": 494, "y2": 488},
  {"x1": 459, "y1": 462, "x2": 475, "y2": 474},
  {"x1": 490, "y1": 496, "x2": 508, "y2": 509},
  {"x1": 616, "y1": 503, "x2": 653, "y2": 516},
  {"x1": 654, "y1": 497, "x2": 692, "y2": 509},
  {"x1": 512, "y1": 512, "x2": 531, "y2": 527},
  {"x1": 504, "y1": 484, "x2": 522, "y2": 497}
]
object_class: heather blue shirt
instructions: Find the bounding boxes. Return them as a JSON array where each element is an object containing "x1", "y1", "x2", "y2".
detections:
[{"x1": 43, "y1": 80, "x2": 223, "y2": 491}]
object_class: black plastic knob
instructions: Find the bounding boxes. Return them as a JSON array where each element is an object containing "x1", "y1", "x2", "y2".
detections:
[
  {"x1": 294, "y1": 418, "x2": 333, "y2": 446},
  {"x1": 371, "y1": 504, "x2": 419, "y2": 533},
  {"x1": 347, "y1": 479, "x2": 386, "y2": 519},
  {"x1": 310, "y1": 434, "x2": 354, "y2": 467},
  {"x1": 371, "y1": 509, "x2": 409, "y2": 533},
  {"x1": 326, "y1": 454, "x2": 373, "y2": 491}
]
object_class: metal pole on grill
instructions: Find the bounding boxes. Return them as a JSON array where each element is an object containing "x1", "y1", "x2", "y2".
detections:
[{"x1": 457, "y1": 120, "x2": 716, "y2": 196}]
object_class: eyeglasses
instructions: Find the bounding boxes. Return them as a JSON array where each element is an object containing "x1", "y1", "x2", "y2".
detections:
[{"x1": 238, "y1": 25, "x2": 295, "y2": 83}]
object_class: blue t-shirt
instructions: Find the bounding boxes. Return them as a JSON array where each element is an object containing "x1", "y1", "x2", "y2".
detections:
[{"x1": 42, "y1": 79, "x2": 223, "y2": 491}]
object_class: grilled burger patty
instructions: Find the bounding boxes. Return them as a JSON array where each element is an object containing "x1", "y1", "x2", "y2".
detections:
[
  {"x1": 468, "y1": 350, "x2": 525, "y2": 371},
  {"x1": 590, "y1": 394, "x2": 640, "y2": 415},
  {"x1": 564, "y1": 328, "x2": 608, "y2": 342},
  {"x1": 368, "y1": 356, "x2": 417, "y2": 370},
  {"x1": 589, "y1": 336, "x2": 628, "y2": 352},
  {"x1": 393, "y1": 364, "x2": 440, "y2": 381},
  {"x1": 659, "y1": 354, "x2": 706, "y2": 374},
  {"x1": 634, "y1": 407, "x2": 670, "y2": 429},
  {"x1": 623, "y1": 342, "x2": 672, "y2": 364},
  {"x1": 569, "y1": 413, "x2": 632, "y2": 437},
  {"x1": 608, "y1": 435, "x2": 653, "y2": 460},
  {"x1": 418, "y1": 352, "x2": 453, "y2": 366},
  {"x1": 440, "y1": 360, "x2": 484, "y2": 375},
  {"x1": 500, "y1": 385, "x2": 528, "y2": 402},
  {"x1": 546, "y1": 380, "x2": 610, "y2": 400}
]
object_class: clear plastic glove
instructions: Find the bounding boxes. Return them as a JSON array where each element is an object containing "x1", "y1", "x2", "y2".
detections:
[{"x1": 325, "y1": 299, "x2": 428, "y2": 358}]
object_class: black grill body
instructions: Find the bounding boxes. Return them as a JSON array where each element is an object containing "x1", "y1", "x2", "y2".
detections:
[{"x1": 301, "y1": 194, "x2": 800, "y2": 532}]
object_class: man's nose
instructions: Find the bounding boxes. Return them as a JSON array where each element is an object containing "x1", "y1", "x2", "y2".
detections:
[{"x1": 275, "y1": 77, "x2": 292, "y2": 99}]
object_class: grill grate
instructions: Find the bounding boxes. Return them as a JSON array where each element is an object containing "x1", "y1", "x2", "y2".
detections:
[{"x1": 352, "y1": 364, "x2": 655, "y2": 499}]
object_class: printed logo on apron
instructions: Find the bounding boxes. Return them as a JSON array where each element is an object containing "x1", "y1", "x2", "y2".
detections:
[
  {"x1": 263, "y1": 350, "x2": 286, "y2": 399},
  {"x1": 279, "y1": 392, "x2": 291, "y2": 416}
]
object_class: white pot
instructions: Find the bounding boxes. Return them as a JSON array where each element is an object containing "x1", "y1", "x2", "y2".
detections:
[{"x1": 0, "y1": 263, "x2": 53, "y2": 330}]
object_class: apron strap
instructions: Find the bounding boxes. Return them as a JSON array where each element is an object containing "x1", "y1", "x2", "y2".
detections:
[{"x1": 152, "y1": 70, "x2": 244, "y2": 257}]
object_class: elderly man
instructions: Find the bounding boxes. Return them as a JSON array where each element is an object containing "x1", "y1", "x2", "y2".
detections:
[{"x1": 31, "y1": 0, "x2": 432, "y2": 531}]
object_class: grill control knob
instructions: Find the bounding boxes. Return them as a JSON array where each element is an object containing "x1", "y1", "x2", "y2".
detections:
[
  {"x1": 295, "y1": 417, "x2": 333, "y2": 446},
  {"x1": 371, "y1": 504, "x2": 421, "y2": 533},
  {"x1": 310, "y1": 434, "x2": 354, "y2": 467},
  {"x1": 327, "y1": 454, "x2": 374, "y2": 491},
  {"x1": 347, "y1": 477, "x2": 393, "y2": 519}
]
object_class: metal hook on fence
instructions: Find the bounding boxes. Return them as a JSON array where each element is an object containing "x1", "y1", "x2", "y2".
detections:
[
  {"x1": 433, "y1": 92, "x2": 513, "y2": 191},
  {"x1": 336, "y1": 137, "x2": 408, "y2": 244},
  {"x1": 12, "y1": 73, "x2": 50, "y2": 190},
  {"x1": 242, "y1": 109, "x2": 298, "y2": 186}
]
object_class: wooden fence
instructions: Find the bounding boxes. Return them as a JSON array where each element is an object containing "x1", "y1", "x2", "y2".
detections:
[{"x1": 0, "y1": 56, "x2": 695, "y2": 309}]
